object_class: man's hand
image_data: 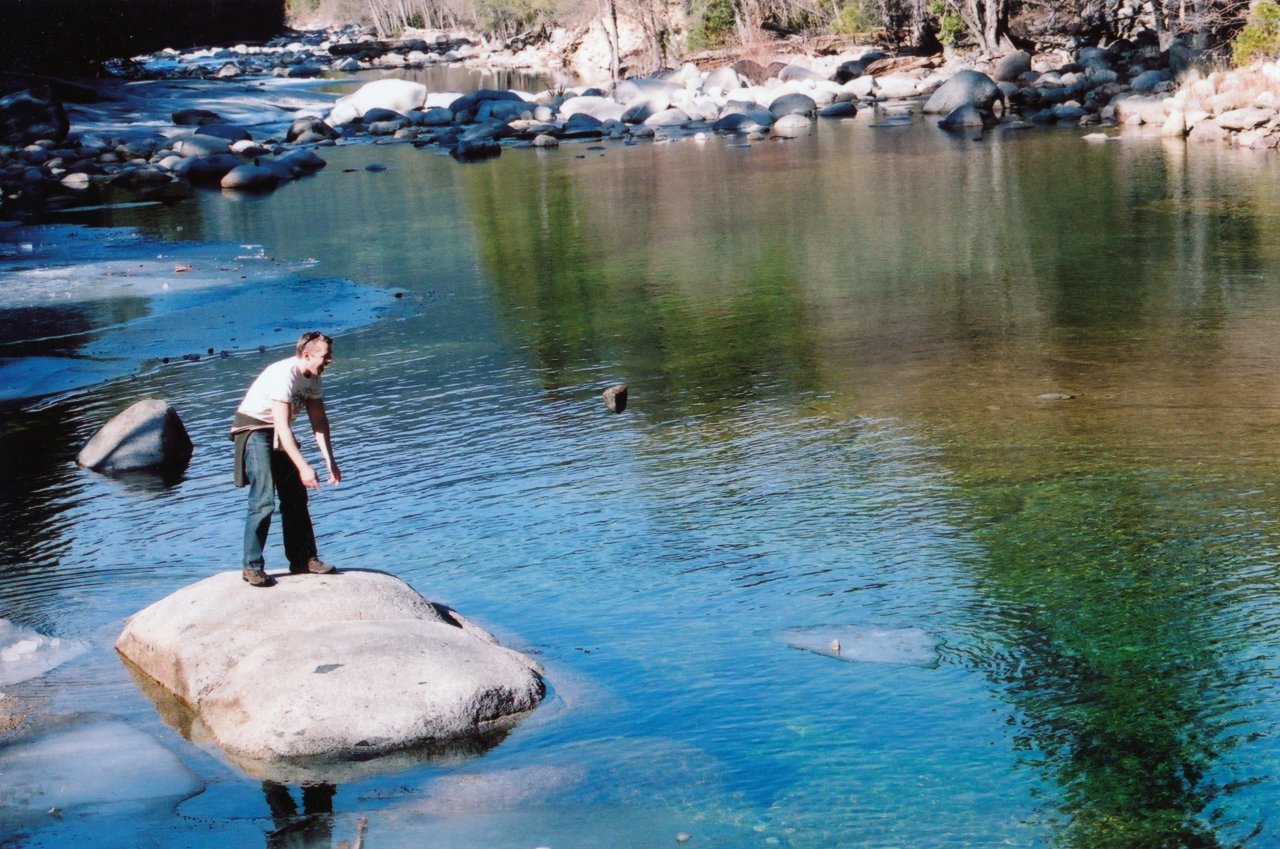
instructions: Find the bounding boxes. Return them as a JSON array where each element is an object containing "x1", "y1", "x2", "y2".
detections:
[
  {"x1": 328, "y1": 461, "x2": 342, "y2": 486},
  {"x1": 299, "y1": 462, "x2": 320, "y2": 490}
]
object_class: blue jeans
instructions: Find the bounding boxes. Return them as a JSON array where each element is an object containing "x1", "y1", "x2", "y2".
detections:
[{"x1": 242, "y1": 430, "x2": 317, "y2": 570}]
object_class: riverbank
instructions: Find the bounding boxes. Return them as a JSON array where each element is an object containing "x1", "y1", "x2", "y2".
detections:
[
  {"x1": 5, "y1": 21, "x2": 1280, "y2": 234},
  {"x1": 0, "y1": 25, "x2": 1197, "y2": 223}
]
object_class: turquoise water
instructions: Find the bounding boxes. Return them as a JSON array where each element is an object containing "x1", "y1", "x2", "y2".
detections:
[{"x1": 5, "y1": 110, "x2": 1280, "y2": 848}]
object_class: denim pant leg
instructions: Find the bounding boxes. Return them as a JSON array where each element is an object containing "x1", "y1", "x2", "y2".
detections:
[
  {"x1": 271, "y1": 446, "x2": 317, "y2": 568},
  {"x1": 242, "y1": 431, "x2": 275, "y2": 569}
]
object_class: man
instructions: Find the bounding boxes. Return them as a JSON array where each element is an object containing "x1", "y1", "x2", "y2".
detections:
[{"x1": 230, "y1": 331, "x2": 342, "y2": 587}]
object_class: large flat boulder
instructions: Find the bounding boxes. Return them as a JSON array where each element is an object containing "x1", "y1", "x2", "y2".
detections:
[{"x1": 115, "y1": 571, "x2": 545, "y2": 763}]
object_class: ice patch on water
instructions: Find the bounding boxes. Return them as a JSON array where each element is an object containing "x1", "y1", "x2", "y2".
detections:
[
  {"x1": 0, "y1": 620, "x2": 87, "y2": 687},
  {"x1": 0, "y1": 715, "x2": 203, "y2": 813},
  {"x1": 0, "y1": 224, "x2": 402, "y2": 402},
  {"x1": 779, "y1": 625, "x2": 939, "y2": 666}
]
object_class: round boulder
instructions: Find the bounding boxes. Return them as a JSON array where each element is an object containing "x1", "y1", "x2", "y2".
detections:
[
  {"x1": 1076, "y1": 46, "x2": 1112, "y2": 72},
  {"x1": 621, "y1": 96, "x2": 669, "y2": 124},
  {"x1": 994, "y1": 51, "x2": 1032, "y2": 83},
  {"x1": 615, "y1": 78, "x2": 682, "y2": 103},
  {"x1": 195, "y1": 123, "x2": 252, "y2": 142},
  {"x1": 769, "y1": 92, "x2": 817, "y2": 119},
  {"x1": 819, "y1": 101, "x2": 857, "y2": 118},
  {"x1": 274, "y1": 149, "x2": 327, "y2": 175},
  {"x1": 220, "y1": 163, "x2": 281, "y2": 190},
  {"x1": 922, "y1": 69, "x2": 1003, "y2": 114},
  {"x1": 415, "y1": 107, "x2": 455, "y2": 127},
  {"x1": 172, "y1": 153, "x2": 242, "y2": 184},
  {"x1": 778, "y1": 63, "x2": 823, "y2": 83},
  {"x1": 172, "y1": 108, "x2": 222, "y2": 126},
  {"x1": 937, "y1": 103, "x2": 992, "y2": 129},
  {"x1": 770, "y1": 113, "x2": 813, "y2": 138},
  {"x1": 0, "y1": 87, "x2": 68, "y2": 145},
  {"x1": 702, "y1": 65, "x2": 742, "y2": 93},
  {"x1": 329, "y1": 79, "x2": 428, "y2": 125},
  {"x1": 559, "y1": 95, "x2": 625, "y2": 122},
  {"x1": 833, "y1": 51, "x2": 886, "y2": 83},
  {"x1": 76, "y1": 398, "x2": 193, "y2": 474},
  {"x1": 644, "y1": 107, "x2": 692, "y2": 128},
  {"x1": 287, "y1": 116, "x2": 341, "y2": 142},
  {"x1": 360, "y1": 107, "x2": 407, "y2": 125},
  {"x1": 451, "y1": 137, "x2": 501, "y2": 160},
  {"x1": 712, "y1": 112, "x2": 767, "y2": 134},
  {"x1": 562, "y1": 112, "x2": 606, "y2": 138},
  {"x1": 115, "y1": 570, "x2": 545, "y2": 763},
  {"x1": 175, "y1": 135, "x2": 232, "y2": 157}
]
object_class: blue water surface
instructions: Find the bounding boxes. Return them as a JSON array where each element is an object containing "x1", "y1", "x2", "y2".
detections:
[{"x1": 4, "y1": 104, "x2": 1280, "y2": 849}]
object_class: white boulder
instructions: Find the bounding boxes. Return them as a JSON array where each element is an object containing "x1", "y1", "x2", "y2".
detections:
[
  {"x1": 115, "y1": 570, "x2": 545, "y2": 764},
  {"x1": 1215, "y1": 106, "x2": 1272, "y2": 131},
  {"x1": 329, "y1": 78, "x2": 429, "y2": 125}
]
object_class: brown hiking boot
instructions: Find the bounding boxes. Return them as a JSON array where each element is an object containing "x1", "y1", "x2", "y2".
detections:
[
  {"x1": 289, "y1": 557, "x2": 336, "y2": 575},
  {"x1": 242, "y1": 566, "x2": 274, "y2": 587}
]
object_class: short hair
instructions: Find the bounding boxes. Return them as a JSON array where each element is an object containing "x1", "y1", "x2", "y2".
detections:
[{"x1": 296, "y1": 331, "x2": 333, "y2": 356}]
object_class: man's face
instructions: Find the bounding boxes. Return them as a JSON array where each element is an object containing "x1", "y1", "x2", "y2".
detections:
[{"x1": 301, "y1": 341, "x2": 333, "y2": 376}]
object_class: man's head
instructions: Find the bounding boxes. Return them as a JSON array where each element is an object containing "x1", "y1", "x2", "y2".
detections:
[{"x1": 296, "y1": 331, "x2": 334, "y2": 376}]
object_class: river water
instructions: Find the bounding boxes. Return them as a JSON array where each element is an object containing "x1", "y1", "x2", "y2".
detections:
[{"x1": 4, "y1": 85, "x2": 1280, "y2": 849}]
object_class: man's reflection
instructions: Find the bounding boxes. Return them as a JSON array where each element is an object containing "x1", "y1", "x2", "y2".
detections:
[{"x1": 263, "y1": 781, "x2": 336, "y2": 849}]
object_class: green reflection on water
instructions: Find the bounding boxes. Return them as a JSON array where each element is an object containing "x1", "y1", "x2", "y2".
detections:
[
  {"x1": 459, "y1": 157, "x2": 821, "y2": 414},
  {"x1": 451, "y1": 126, "x2": 1280, "y2": 847},
  {"x1": 957, "y1": 469, "x2": 1275, "y2": 848}
]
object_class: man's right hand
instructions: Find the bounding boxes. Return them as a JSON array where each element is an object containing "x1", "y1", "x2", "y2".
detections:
[{"x1": 299, "y1": 462, "x2": 320, "y2": 490}]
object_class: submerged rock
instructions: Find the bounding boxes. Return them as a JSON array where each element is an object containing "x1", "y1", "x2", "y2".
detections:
[
  {"x1": 780, "y1": 626, "x2": 939, "y2": 666},
  {"x1": 76, "y1": 398, "x2": 193, "y2": 474},
  {"x1": 116, "y1": 570, "x2": 545, "y2": 763}
]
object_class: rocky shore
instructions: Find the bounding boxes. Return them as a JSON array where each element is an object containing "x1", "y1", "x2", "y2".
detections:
[{"x1": 2, "y1": 24, "x2": 1279, "y2": 222}]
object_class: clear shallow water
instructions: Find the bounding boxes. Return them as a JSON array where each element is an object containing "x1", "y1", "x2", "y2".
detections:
[{"x1": 5, "y1": 112, "x2": 1280, "y2": 848}]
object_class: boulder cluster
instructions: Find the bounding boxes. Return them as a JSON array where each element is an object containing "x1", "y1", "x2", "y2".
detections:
[
  {"x1": 122, "y1": 24, "x2": 483, "y2": 80},
  {"x1": 0, "y1": 91, "x2": 330, "y2": 218},
  {"x1": 1111, "y1": 62, "x2": 1280, "y2": 147},
  {"x1": 3, "y1": 24, "x2": 1279, "y2": 219}
]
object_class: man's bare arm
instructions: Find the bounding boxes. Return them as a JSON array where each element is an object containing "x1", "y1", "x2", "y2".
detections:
[
  {"x1": 306, "y1": 397, "x2": 341, "y2": 485},
  {"x1": 272, "y1": 399, "x2": 319, "y2": 489}
]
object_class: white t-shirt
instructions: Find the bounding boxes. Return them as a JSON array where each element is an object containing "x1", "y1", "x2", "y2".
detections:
[{"x1": 237, "y1": 356, "x2": 323, "y2": 425}]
